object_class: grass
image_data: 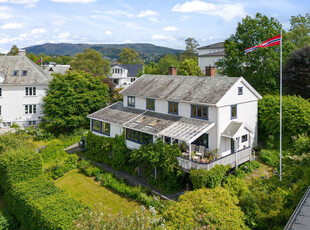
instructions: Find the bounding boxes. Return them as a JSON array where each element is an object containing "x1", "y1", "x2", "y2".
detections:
[
  {"x1": 245, "y1": 159, "x2": 274, "y2": 183},
  {"x1": 55, "y1": 169, "x2": 141, "y2": 216}
]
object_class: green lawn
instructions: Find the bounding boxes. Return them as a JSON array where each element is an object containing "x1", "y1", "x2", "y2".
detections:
[{"x1": 54, "y1": 169, "x2": 141, "y2": 216}]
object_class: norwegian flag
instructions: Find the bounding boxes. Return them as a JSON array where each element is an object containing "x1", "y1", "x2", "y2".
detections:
[
  {"x1": 244, "y1": 34, "x2": 281, "y2": 54},
  {"x1": 36, "y1": 58, "x2": 42, "y2": 64}
]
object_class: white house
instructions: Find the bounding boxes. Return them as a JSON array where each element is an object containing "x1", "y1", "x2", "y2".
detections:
[
  {"x1": 109, "y1": 64, "x2": 143, "y2": 88},
  {"x1": 198, "y1": 42, "x2": 225, "y2": 76},
  {"x1": 0, "y1": 50, "x2": 52, "y2": 128},
  {"x1": 88, "y1": 73, "x2": 262, "y2": 171}
]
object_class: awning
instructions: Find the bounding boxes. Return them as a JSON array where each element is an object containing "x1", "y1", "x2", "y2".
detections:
[{"x1": 221, "y1": 121, "x2": 253, "y2": 138}]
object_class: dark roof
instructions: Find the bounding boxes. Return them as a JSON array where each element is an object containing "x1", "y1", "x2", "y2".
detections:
[
  {"x1": 121, "y1": 74, "x2": 240, "y2": 105},
  {"x1": 199, "y1": 50, "x2": 225, "y2": 57},
  {"x1": 198, "y1": 42, "x2": 224, "y2": 50},
  {"x1": 0, "y1": 54, "x2": 52, "y2": 85},
  {"x1": 111, "y1": 64, "x2": 143, "y2": 77},
  {"x1": 285, "y1": 186, "x2": 310, "y2": 230},
  {"x1": 88, "y1": 101, "x2": 214, "y2": 142}
]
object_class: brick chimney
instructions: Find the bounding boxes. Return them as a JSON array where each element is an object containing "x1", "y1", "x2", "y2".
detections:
[
  {"x1": 205, "y1": 66, "x2": 215, "y2": 77},
  {"x1": 168, "y1": 66, "x2": 177, "y2": 75}
]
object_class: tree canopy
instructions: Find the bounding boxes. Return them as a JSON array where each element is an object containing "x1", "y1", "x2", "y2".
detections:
[
  {"x1": 284, "y1": 45, "x2": 310, "y2": 98},
  {"x1": 217, "y1": 13, "x2": 293, "y2": 94},
  {"x1": 42, "y1": 71, "x2": 109, "y2": 134},
  {"x1": 118, "y1": 47, "x2": 143, "y2": 64},
  {"x1": 7, "y1": 45, "x2": 19, "y2": 56},
  {"x1": 180, "y1": 37, "x2": 199, "y2": 60},
  {"x1": 287, "y1": 13, "x2": 310, "y2": 50},
  {"x1": 69, "y1": 48, "x2": 111, "y2": 77},
  {"x1": 178, "y1": 59, "x2": 203, "y2": 76}
]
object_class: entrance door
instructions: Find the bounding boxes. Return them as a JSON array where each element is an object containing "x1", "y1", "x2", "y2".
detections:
[{"x1": 231, "y1": 138, "x2": 235, "y2": 153}]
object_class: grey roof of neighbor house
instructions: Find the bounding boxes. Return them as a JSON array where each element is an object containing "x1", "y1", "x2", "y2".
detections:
[
  {"x1": 0, "y1": 52, "x2": 52, "y2": 85},
  {"x1": 45, "y1": 65, "x2": 71, "y2": 75},
  {"x1": 121, "y1": 74, "x2": 240, "y2": 105},
  {"x1": 222, "y1": 121, "x2": 243, "y2": 138},
  {"x1": 285, "y1": 186, "x2": 310, "y2": 230},
  {"x1": 111, "y1": 64, "x2": 143, "y2": 77},
  {"x1": 199, "y1": 50, "x2": 225, "y2": 57},
  {"x1": 198, "y1": 42, "x2": 224, "y2": 50},
  {"x1": 88, "y1": 101, "x2": 214, "y2": 142}
]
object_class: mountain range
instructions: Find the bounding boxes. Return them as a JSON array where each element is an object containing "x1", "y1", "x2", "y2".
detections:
[{"x1": 25, "y1": 43, "x2": 184, "y2": 62}]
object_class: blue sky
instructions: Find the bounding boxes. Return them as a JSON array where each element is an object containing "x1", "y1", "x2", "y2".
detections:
[{"x1": 0, "y1": 0, "x2": 308, "y2": 53}]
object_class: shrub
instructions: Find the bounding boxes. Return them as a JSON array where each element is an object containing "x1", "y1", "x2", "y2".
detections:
[
  {"x1": 260, "y1": 149, "x2": 279, "y2": 167},
  {"x1": 49, "y1": 154, "x2": 79, "y2": 179},
  {"x1": 190, "y1": 165, "x2": 230, "y2": 189},
  {"x1": 0, "y1": 211, "x2": 9, "y2": 230},
  {"x1": 292, "y1": 133, "x2": 310, "y2": 155},
  {"x1": 91, "y1": 167, "x2": 101, "y2": 177},
  {"x1": 239, "y1": 161, "x2": 260, "y2": 173},
  {"x1": 40, "y1": 139, "x2": 66, "y2": 162}
]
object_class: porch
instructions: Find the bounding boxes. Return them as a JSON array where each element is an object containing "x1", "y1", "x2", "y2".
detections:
[{"x1": 177, "y1": 146, "x2": 252, "y2": 172}]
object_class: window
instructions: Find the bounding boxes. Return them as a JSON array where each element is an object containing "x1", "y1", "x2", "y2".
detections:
[
  {"x1": 238, "y1": 87, "x2": 243, "y2": 95},
  {"x1": 22, "y1": 70, "x2": 27, "y2": 76},
  {"x1": 25, "y1": 87, "x2": 36, "y2": 96},
  {"x1": 193, "y1": 134, "x2": 209, "y2": 148},
  {"x1": 28, "y1": 121, "x2": 36, "y2": 126},
  {"x1": 131, "y1": 78, "x2": 136, "y2": 82},
  {"x1": 242, "y1": 135, "x2": 247, "y2": 142},
  {"x1": 0, "y1": 106, "x2": 1, "y2": 115},
  {"x1": 128, "y1": 96, "x2": 135, "y2": 107},
  {"x1": 0, "y1": 88, "x2": 2, "y2": 96},
  {"x1": 126, "y1": 128, "x2": 152, "y2": 145},
  {"x1": 91, "y1": 120, "x2": 110, "y2": 136},
  {"x1": 146, "y1": 98, "x2": 155, "y2": 111},
  {"x1": 13, "y1": 70, "x2": 18, "y2": 76},
  {"x1": 168, "y1": 102, "x2": 178, "y2": 115},
  {"x1": 25, "y1": 104, "x2": 37, "y2": 114},
  {"x1": 191, "y1": 105, "x2": 208, "y2": 120},
  {"x1": 231, "y1": 105, "x2": 237, "y2": 119}
]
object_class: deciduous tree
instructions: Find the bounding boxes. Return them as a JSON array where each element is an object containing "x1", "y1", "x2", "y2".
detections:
[
  {"x1": 178, "y1": 59, "x2": 203, "y2": 76},
  {"x1": 118, "y1": 47, "x2": 143, "y2": 64},
  {"x1": 287, "y1": 13, "x2": 310, "y2": 50},
  {"x1": 7, "y1": 45, "x2": 19, "y2": 56}
]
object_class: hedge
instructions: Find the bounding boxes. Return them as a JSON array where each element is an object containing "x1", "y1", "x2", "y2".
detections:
[
  {"x1": 6, "y1": 175, "x2": 85, "y2": 229},
  {"x1": 48, "y1": 154, "x2": 79, "y2": 179}
]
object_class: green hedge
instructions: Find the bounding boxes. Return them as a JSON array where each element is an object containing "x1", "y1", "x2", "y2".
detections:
[
  {"x1": 6, "y1": 175, "x2": 85, "y2": 229},
  {"x1": 41, "y1": 139, "x2": 67, "y2": 162},
  {"x1": 190, "y1": 165, "x2": 230, "y2": 189},
  {"x1": 48, "y1": 154, "x2": 79, "y2": 179},
  {"x1": 260, "y1": 149, "x2": 280, "y2": 167}
]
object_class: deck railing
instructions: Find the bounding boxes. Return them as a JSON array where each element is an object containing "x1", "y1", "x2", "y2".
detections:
[{"x1": 176, "y1": 147, "x2": 252, "y2": 172}]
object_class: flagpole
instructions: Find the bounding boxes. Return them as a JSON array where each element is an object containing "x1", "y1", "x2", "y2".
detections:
[{"x1": 279, "y1": 30, "x2": 282, "y2": 181}]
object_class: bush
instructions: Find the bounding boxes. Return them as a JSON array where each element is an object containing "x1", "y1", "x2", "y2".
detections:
[
  {"x1": 239, "y1": 161, "x2": 260, "y2": 173},
  {"x1": 190, "y1": 165, "x2": 230, "y2": 189},
  {"x1": 5, "y1": 175, "x2": 85, "y2": 229},
  {"x1": 260, "y1": 149, "x2": 279, "y2": 167},
  {"x1": 40, "y1": 139, "x2": 66, "y2": 162},
  {"x1": 0, "y1": 211, "x2": 9, "y2": 230},
  {"x1": 48, "y1": 154, "x2": 79, "y2": 179},
  {"x1": 91, "y1": 167, "x2": 101, "y2": 177},
  {"x1": 292, "y1": 133, "x2": 310, "y2": 155}
]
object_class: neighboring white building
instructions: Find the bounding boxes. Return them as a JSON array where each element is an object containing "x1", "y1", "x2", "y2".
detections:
[
  {"x1": 109, "y1": 64, "x2": 143, "y2": 88},
  {"x1": 43, "y1": 62, "x2": 72, "y2": 75},
  {"x1": 0, "y1": 50, "x2": 52, "y2": 128},
  {"x1": 198, "y1": 42, "x2": 225, "y2": 76},
  {"x1": 88, "y1": 74, "x2": 262, "y2": 171}
]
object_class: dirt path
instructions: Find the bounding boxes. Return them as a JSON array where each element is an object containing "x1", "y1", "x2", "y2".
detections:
[{"x1": 245, "y1": 159, "x2": 275, "y2": 183}]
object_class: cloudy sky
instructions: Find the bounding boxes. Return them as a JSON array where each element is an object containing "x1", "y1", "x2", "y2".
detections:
[{"x1": 0, "y1": 0, "x2": 308, "y2": 53}]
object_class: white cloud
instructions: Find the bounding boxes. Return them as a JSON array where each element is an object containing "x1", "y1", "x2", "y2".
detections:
[
  {"x1": 151, "y1": 34, "x2": 175, "y2": 41},
  {"x1": 52, "y1": 19, "x2": 66, "y2": 26},
  {"x1": 31, "y1": 28, "x2": 47, "y2": 34},
  {"x1": 51, "y1": 0, "x2": 96, "y2": 3},
  {"x1": 172, "y1": 0, "x2": 246, "y2": 21},
  {"x1": 138, "y1": 10, "x2": 159, "y2": 18},
  {"x1": 162, "y1": 26, "x2": 178, "y2": 31},
  {"x1": 53, "y1": 31, "x2": 71, "y2": 42},
  {"x1": 0, "y1": 0, "x2": 39, "y2": 7},
  {"x1": 0, "y1": 6, "x2": 12, "y2": 19},
  {"x1": 1, "y1": 22, "x2": 23, "y2": 29},
  {"x1": 105, "y1": 30, "x2": 113, "y2": 36}
]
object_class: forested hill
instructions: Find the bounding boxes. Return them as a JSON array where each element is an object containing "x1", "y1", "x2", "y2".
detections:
[{"x1": 25, "y1": 43, "x2": 183, "y2": 62}]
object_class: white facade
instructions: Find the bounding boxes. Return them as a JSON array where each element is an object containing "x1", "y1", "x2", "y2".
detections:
[{"x1": 109, "y1": 65, "x2": 139, "y2": 88}]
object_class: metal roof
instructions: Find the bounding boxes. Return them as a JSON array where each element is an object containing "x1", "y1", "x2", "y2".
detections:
[
  {"x1": 45, "y1": 65, "x2": 71, "y2": 75},
  {"x1": 285, "y1": 186, "x2": 310, "y2": 230},
  {"x1": 88, "y1": 102, "x2": 214, "y2": 143},
  {"x1": 199, "y1": 50, "x2": 225, "y2": 57},
  {"x1": 111, "y1": 64, "x2": 143, "y2": 77},
  {"x1": 198, "y1": 42, "x2": 224, "y2": 50},
  {"x1": 121, "y1": 74, "x2": 240, "y2": 105},
  {"x1": 0, "y1": 54, "x2": 52, "y2": 85}
]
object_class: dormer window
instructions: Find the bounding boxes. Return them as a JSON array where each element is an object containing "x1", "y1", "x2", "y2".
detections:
[
  {"x1": 128, "y1": 96, "x2": 135, "y2": 107},
  {"x1": 22, "y1": 70, "x2": 28, "y2": 76},
  {"x1": 238, "y1": 87, "x2": 243, "y2": 95},
  {"x1": 13, "y1": 70, "x2": 18, "y2": 76}
]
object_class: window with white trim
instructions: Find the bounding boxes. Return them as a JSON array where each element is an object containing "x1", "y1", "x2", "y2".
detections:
[
  {"x1": 25, "y1": 104, "x2": 37, "y2": 114},
  {"x1": 25, "y1": 87, "x2": 36, "y2": 96},
  {"x1": 128, "y1": 96, "x2": 135, "y2": 107},
  {"x1": 0, "y1": 88, "x2": 2, "y2": 96}
]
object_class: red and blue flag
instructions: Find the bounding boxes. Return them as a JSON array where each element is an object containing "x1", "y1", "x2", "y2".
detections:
[{"x1": 244, "y1": 34, "x2": 281, "y2": 54}]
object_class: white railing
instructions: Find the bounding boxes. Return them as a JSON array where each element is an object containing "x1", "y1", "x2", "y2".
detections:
[{"x1": 177, "y1": 147, "x2": 252, "y2": 171}]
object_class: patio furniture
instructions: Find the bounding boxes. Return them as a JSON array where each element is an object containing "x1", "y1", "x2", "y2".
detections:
[
  {"x1": 195, "y1": 152, "x2": 203, "y2": 159},
  {"x1": 190, "y1": 144, "x2": 197, "y2": 153},
  {"x1": 182, "y1": 152, "x2": 189, "y2": 158},
  {"x1": 198, "y1": 145, "x2": 205, "y2": 154},
  {"x1": 193, "y1": 156, "x2": 200, "y2": 162}
]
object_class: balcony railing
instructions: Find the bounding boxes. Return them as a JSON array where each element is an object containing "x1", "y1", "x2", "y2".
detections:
[{"x1": 177, "y1": 147, "x2": 252, "y2": 172}]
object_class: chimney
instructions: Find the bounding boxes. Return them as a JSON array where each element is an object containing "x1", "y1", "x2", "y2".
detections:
[
  {"x1": 168, "y1": 66, "x2": 177, "y2": 75},
  {"x1": 18, "y1": 49, "x2": 26, "y2": 56},
  {"x1": 205, "y1": 66, "x2": 215, "y2": 77}
]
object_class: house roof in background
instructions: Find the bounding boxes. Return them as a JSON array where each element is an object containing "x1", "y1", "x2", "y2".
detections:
[
  {"x1": 44, "y1": 65, "x2": 71, "y2": 75},
  {"x1": 199, "y1": 50, "x2": 225, "y2": 57},
  {"x1": 121, "y1": 74, "x2": 240, "y2": 105},
  {"x1": 0, "y1": 55, "x2": 52, "y2": 85},
  {"x1": 198, "y1": 42, "x2": 224, "y2": 50},
  {"x1": 111, "y1": 64, "x2": 143, "y2": 77}
]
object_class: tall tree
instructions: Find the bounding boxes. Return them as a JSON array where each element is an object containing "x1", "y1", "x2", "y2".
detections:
[
  {"x1": 69, "y1": 48, "x2": 110, "y2": 77},
  {"x1": 283, "y1": 45, "x2": 310, "y2": 98},
  {"x1": 42, "y1": 71, "x2": 109, "y2": 134},
  {"x1": 217, "y1": 13, "x2": 293, "y2": 94},
  {"x1": 7, "y1": 45, "x2": 19, "y2": 56},
  {"x1": 118, "y1": 47, "x2": 143, "y2": 64},
  {"x1": 156, "y1": 54, "x2": 179, "y2": 74},
  {"x1": 181, "y1": 37, "x2": 199, "y2": 60},
  {"x1": 178, "y1": 59, "x2": 203, "y2": 76},
  {"x1": 287, "y1": 13, "x2": 310, "y2": 50}
]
